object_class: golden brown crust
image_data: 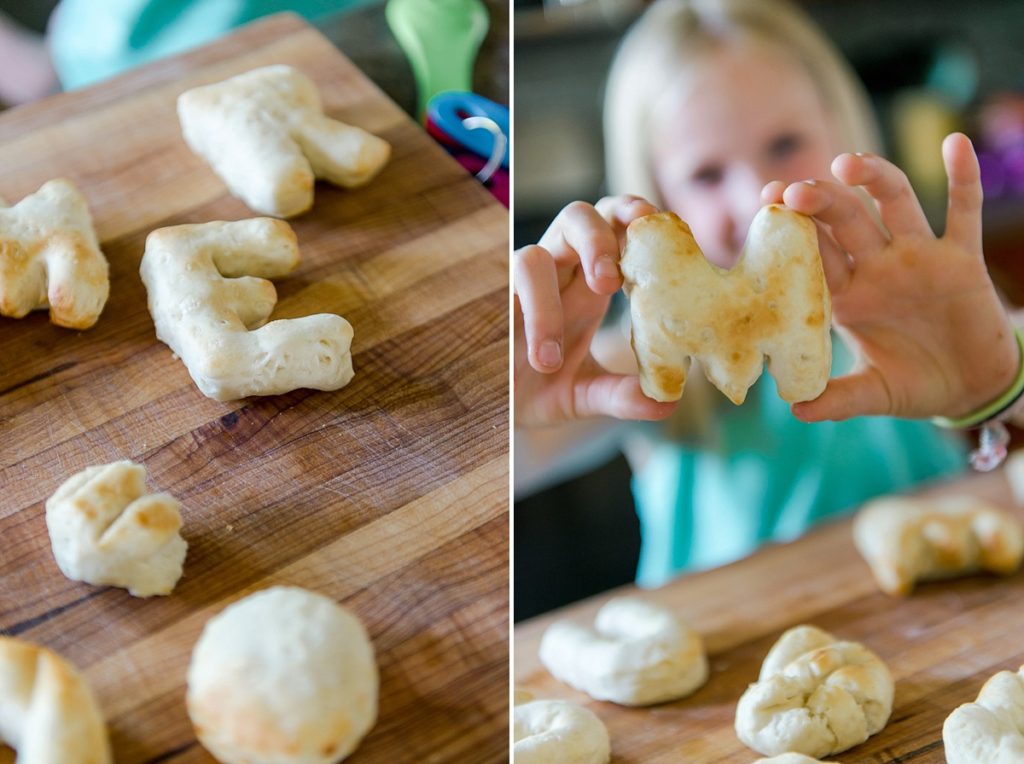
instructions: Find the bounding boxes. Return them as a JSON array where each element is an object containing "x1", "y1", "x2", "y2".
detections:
[
  {"x1": 620, "y1": 205, "x2": 830, "y2": 405},
  {"x1": 853, "y1": 495, "x2": 1024, "y2": 596},
  {"x1": 0, "y1": 180, "x2": 109, "y2": 329}
]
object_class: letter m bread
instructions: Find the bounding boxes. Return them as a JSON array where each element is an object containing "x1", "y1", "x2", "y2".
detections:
[{"x1": 620, "y1": 205, "x2": 831, "y2": 404}]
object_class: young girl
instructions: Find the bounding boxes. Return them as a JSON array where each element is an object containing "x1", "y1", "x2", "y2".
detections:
[{"x1": 514, "y1": 0, "x2": 1021, "y2": 587}]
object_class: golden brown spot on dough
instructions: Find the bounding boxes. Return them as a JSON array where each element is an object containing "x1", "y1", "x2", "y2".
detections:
[
  {"x1": 719, "y1": 292, "x2": 783, "y2": 353},
  {"x1": 132, "y1": 500, "x2": 181, "y2": 533},
  {"x1": 805, "y1": 312, "x2": 824, "y2": 327},
  {"x1": 653, "y1": 365, "x2": 685, "y2": 397},
  {"x1": 96, "y1": 471, "x2": 129, "y2": 497},
  {"x1": 74, "y1": 498, "x2": 97, "y2": 520},
  {"x1": 322, "y1": 743, "x2": 337, "y2": 756}
]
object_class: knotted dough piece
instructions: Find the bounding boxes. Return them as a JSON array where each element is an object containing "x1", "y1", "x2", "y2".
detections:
[
  {"x1": 46, "y1": 459, "x2": 187, "y2": 597},
  {"x1": 943, "y1": 664, "x2": 1024, "y2": 764},
  {"x1": 514, "y1": 698, "x2": 611, "y2": 764},
  {"x1": 178, "y1": 65, "x2": 391, "y2": 217},
  {"x1": 754, "y1": 755, "x2": 839, "y2": 764},
  {"x1": 0, "y1": 178, "x2": 108, "y2": 328},
  {"x1": 620, "y1": 205, "x2": 830, "y2": 404},
  {"x1": 853, "y1": 494, "x2": 1024, "y2": 596},
  {"x1": 0, "y1": 636, "x2": 112, "y2": 763},
  {"x1": 140, "y1": 218, "x2": 354, "y2": 401},
  {"x1": 735, "y1": 625, "x2": 893, "y2": 758},
  {"x1": 187, "y1": 586, "x2": 378, "y2": 764},
  {"x1": 539, "y1": 597, "x2": 708, "y2": 706}
]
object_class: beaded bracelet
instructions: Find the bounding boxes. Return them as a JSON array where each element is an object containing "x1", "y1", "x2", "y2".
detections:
[{"x1": 932, "y1": 327, "x2": 1024, "y2": 471}]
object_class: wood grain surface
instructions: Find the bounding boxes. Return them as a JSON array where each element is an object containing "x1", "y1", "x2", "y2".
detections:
[
  {"x1": 515, "y1": 469, "x2": 1024, "y2": 763},
  {"x1": 0, "y1": 14, "x2": 509, "y2": 763}
]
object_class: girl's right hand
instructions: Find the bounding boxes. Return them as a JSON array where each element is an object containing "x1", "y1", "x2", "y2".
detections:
[{"x1": 514, "y1": 195, "x2": 679, "y2": 427}]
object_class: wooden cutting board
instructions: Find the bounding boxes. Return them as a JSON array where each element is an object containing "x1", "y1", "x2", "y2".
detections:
[
  {"x1": 0, "y1": 13, "x2": 508, "y2": 763},
  {"x1": 515, "y1": 469, "x2": 1024, "y2": 762}
]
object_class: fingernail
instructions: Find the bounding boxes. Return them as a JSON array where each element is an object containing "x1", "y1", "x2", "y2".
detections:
[
  {"x1": 595, "y1": 256, "x2": 619, "y2": 280},
  {"x1": 538, "y1": 340, "x2": 562, "y2": 368}
]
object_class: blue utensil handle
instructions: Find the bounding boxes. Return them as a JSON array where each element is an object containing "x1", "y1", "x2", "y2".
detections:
[{"x1": 427, "y1": 91, "x2": 509, "y2": 168}]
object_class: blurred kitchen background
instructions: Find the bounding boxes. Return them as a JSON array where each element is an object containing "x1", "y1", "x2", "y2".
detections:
[
  {"x1": 0, "y1": 0, "x2": 508, "y2": 118},
  {"x1": 515, "y1": 0, "x2": 1024, "y2": 620}
]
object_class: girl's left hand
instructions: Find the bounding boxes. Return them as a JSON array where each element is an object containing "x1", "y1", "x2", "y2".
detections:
[{"x1": 762, "y1": 132, "x2": 1019, "y2": 422}]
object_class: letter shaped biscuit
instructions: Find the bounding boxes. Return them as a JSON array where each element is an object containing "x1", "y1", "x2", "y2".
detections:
[
  {"x1": 140, "y1": 218, "x2": 354, "y2": 401},
  {"x1": 178, "y1": 65, "x2": 391, "y2": 218},
  {"x1": 735, "y1": 625, "x2": 894, "y2": 758},
  {"x1": 0, "y1": 637, "x2": 112, "y2": 763},
  {"x1": 620, "y1": 205, "x2": 831, "y2": 404},
  {"x1": 944, "y1": 665, "x2": 1024, "y2": 764},
  {"x1": 46, "y1": 460, "x2": 187, "y2": 597},
  {"x1": 0, "y1": 179, "x2": 109, "y2": 328},
  {"x1": 853, "y1": 495, "x2": 1024, "y2": 596}
]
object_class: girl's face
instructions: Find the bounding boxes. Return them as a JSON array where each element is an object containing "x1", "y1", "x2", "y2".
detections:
[{"x1": 651, "y1": 42, "x2": 839, "y2": 268}]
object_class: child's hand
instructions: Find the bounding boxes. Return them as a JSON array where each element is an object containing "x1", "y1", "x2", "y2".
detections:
[
  {"x1": 514, "y1": 195, "x2": 677, "y2": 426},
  {"x1": 762, "y1": 132, "x2": 1019, "y2": 422}
]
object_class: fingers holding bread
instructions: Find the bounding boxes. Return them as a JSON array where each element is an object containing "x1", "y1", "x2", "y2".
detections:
[
  {"x1": 778, "y1": 179, "x2": 888, "y2": 265},
  {"x1": 572, "y1": 370, "x2": 678, "y2": 421},
  {"x1": 760, "y1": 181, "x2": 853, "y2": 295},
  {"x1": 593, "y1": 194, "x2": 661, "y2": 249},
  {"x1": 538, "y1": 200, "x2": 626, "y2": 294},
  {"x1": 514, "y1": 196, "x2": 674, "y2": 424},
  {"x1": 788, "y1": 363, "x2": 893, "y2": 422}
]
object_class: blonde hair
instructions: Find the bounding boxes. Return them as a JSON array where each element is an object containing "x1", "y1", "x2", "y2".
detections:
[{"x1": 604, "y1": 0, "x2": 881, "y2": 203}]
